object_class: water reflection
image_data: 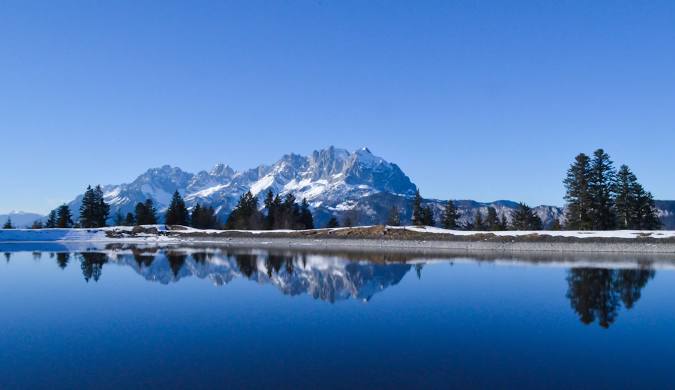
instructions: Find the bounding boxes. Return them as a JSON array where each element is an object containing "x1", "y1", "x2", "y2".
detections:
[
  {"x1": 566, "y1": 267, "x2": 655, "y2": 328},
  {"x1": 1, "y1": 245, "x2": 661, "y2": 327}
]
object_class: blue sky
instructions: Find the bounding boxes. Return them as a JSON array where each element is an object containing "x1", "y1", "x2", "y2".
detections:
[{"x1": 2, "y1": 0, "x2": 674, "y2": 214}]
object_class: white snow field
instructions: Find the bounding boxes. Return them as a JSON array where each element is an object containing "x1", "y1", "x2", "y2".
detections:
[{"x1": 1, "y1": 225, "x2": 675, "y2": 242}]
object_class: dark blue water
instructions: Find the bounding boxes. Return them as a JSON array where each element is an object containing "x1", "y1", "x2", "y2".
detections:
[{"x1": 0, "y1": 246, "x2": 673, "y2": 389}]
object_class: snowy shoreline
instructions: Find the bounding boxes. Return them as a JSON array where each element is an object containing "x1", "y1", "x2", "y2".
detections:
[{"x1": 2, "y1": 225, "x2": 675, "y2": 254}]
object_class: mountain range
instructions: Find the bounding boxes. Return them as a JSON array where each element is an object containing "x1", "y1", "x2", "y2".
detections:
[{"x1": 46, "y1": 146, "x2": 674, "y2": 229}]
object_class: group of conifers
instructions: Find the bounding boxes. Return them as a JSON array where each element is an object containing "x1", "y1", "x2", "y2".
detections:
[{"x1": 2, "y1": 148, "x2": 662, "y2": 231}]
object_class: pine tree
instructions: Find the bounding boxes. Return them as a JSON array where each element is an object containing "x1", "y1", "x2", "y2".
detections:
[
  {"x1": 614, "y1": 165, "x2": 661, "y2": 230},
  {"x1": 226, "y1": 191, "x2": 262, "y2": 230},
  {"x1": 298, "y1": 198, "x2": 314, "y2": 229},
  {"x1": 564, "y1": 153, "x2": 594, "y2": 230},
  {"x1": 165, "y1": 190, "x2": 189, "y2": 226},
  {"x1": 113, "y1": 211, "x2": 125, "y2": 226},
  {"x1": 511, "y1": 203, "x2": 543, "y2": 230},
  {"x1": 79, "y1": 185, "x2": 96, "y2": 228},
  {"x1": 387, "y1": 205, "x2": 401, "y2": 226},
  {"x1": 56, "y1": 204, "x2": 73, "y2": 228},
  {"x1": 135, "y1": 199, "x2": 157, "y2": 225},
  {"x1": 263, "y1": 190, "x2": 276, "y2": 229},
  {"x1": 31, "y1": 220, "x2": 44, "y2": 229},
  {"x1": 589, "y1": 149, "x2": 616, "y2": 230},
  {"x1": 549, "y1": 219, "x2": 563, "y2": 231},
  {"x1": 614, "y1": 165, "x2": 637, "y2": 229},
  {"x1": 420, "y1": 206, "x2": 434, "y2": 226},
  {"x1": 499, "y1": 213, "x2": 509, "y2": 230},
  {"x1": 93, "y1": 185, "x2": 109, "y2": 227},
  {"x1": 79, "y1": 185, "x2": 109, "y2": 228},
  {"x1": 485, "y1": 206, "x2": 499, "y2": 230},
  {"x1": 326, "y1": 217, "x2": 339, "y2": 228},
  {"x1": 473, "y1": 210, "x2": 485, "y2": 231},
  {"x1": 45, "y1": 209, "x2": 57, "y2": 228},
  {"x1": 411, "y1": 190, "x2": 423, "y2": 226},
  {"x1": 2, "y1": 218, "x2": 13, "y2": 229},
  {"x1": 124, "y1": 212, "x2": 136, "y2": 226},
  {"x1": 441, "y1": 200, "x2": 459, "y2": 229}
]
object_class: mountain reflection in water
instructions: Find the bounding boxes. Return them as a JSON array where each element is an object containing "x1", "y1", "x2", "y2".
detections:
[{"x1": 2, "y1": 246, "x2": 660, "y2": 328}]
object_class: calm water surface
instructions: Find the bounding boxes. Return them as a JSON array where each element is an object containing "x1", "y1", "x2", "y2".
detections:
[{"x1": 0, "y1": 245, "x2": 674, "y2": 389}]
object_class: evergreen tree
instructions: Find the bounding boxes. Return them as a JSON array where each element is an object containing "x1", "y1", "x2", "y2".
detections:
[
  {"x1": 56, "y1": 204, "x2": 73, "y2": 228},
  {"x1": 298, "y1": 198, "x2": 314, "y2": 229},
  {"x1": 2, "y1": 218, "x2": 13, "y2": 229},
  {"x1": 226, "y1": 191, "x2": 262, "y2": 229},
  {"x1": 589, "y1": 149, "x2": 616, "y2": 230},
  {"x1": 79, "y1": 185, "x2": 109, "y2": 228},
  {"x1": 499, "y1": 213, "x2": 510, "y2": 230},
  {"x1": 473, "y1": 210, "x2": 485, "y2": 231},
  {"x1": 45, "y1": 209, "x2": 57, "y2": 228},
  {"x1": 191, "y1": 203, "x2": 220, "y2": 229},
  {"x1": 511, "y1": 203, "x2": 543, "y2": 230},
  {"x1": 113, "y1": 211, "x2": 125, "y2": 226},
  {"x1": 411, "y1": 190, "x2": 423, "y2": 226},
  {"x1": 165, "y1": 190, "x2": 189, "y2": 226},
  {"x1": 441, "y1": 200, "x2": 459, "y2": 229},
  {"x1": 263, "y1": 190, "x2": 276, "y2": 229},
  {"x1": 326, "y1": 216, "x2": 339, "y2": 228},
  {"x1": 31, "y1": 220, "x2": 44, "y2": 229},
  {"x1": 93, "y1": 185, "x2": 109, "y2": 227},
  {"x1": 564, "y1": 153, "x2": 594, "y2": 230},
  {"x1": 549, "y1": 219, "x2": 563, "y2": 231},
  {"x1": 614, "y1": 165, "x2": 638, "y2": 229},
  {"x1": 124, "y1": 212, "x2": 136, "y2": 226},
  {"x1": 387, "y1": 205, "x2": 401, "y2": 226},
  {"x1": 485, "y1": 206, "x2": 499, "y2": 231},
  {"x1": 420, "y1": 206, "x2": 435, "y2": 226},
  {"x1": 614, "y1": 165, "x2": 661, "y2": 230},
  {"x1": 135, "y1": 199, "x2": 157, "y2": 225},
  {"x1": 634, "y1": 185, "x2": 661, "y2": 230}
]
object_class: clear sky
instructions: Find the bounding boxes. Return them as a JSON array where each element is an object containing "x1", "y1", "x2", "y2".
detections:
[{"x1": 2, "y1": 0, "x2": 674, "y2": 214}]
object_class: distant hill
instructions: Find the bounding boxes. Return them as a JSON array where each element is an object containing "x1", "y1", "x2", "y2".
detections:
[{"x1": 0, "y1": 211, "x2": 44, "y2": 228}]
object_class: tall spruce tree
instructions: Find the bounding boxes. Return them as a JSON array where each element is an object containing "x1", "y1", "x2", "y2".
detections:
[
  {"x1": 441, "y1": 200, "x2": 459, "y2": 229},
  {"x1": 473, "y1": 210, "x2": 485, "y2": 231},
  {"x1": 411, "y1": 190, "x2": 423, "y2": 226},
  {"x1": 135, "y1": 199, "x2": 157, "y2": 225},
  {"x1": 420, "y1": 206, "x2": 435, "y2": 226},
  {"x1": 124, "y1": 212, "x2": 136, "y2": 226},
  {"x1": 165, "y1": 191, "x2": 189, "y2": 226},
  {"x1": 226, "y1": 191, "x2": 262, "y2": 230},
  {"x1": 511, "y1": 203, "x2": 543, "y2": 230},
  {"x1": 614, "y1": 165, "x2": 638, "y2": 229},
  {"x1": 485, "y1": 206, "x2": 499, "y2": 230},
  {"x1": 45, "y1": 209, "x2": 58, "y2": 228},
  {"x1": 56, "y1": 204, "x2": 73, "y2": 228},
  {"x1": 79, "y1": 185, "x2": 109, "y2": 228},
  {"x1": 589, "y1": 149, "x2": 616, "y2": 230},
  {"x1": 614, "y1": 165, "x2": 660, "y2": 230},
  {"x1": 298, "y1": 198, "x2": 314, "y2": 229},
  {"x1": 191, "y1": 203, "x2": 220, "y2": 229},
  {"x1": 564, "y1": 153, "x2": 594, "y2": 230},
  {"x1": 326, "y1": 216, "x2": 339, "y2": 228}
]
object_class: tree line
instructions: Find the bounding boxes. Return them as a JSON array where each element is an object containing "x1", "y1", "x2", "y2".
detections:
[
  {"x1": 564, "y1": 149, "x2": 660, "y2": 230},
  {"x1": 225, "y1": 190, "x2": 314, "y2": 230}
]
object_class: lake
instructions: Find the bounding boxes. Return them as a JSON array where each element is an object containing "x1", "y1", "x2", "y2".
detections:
[{"x1": 1, "y1": 244, "x2": 673, "y2": 389}]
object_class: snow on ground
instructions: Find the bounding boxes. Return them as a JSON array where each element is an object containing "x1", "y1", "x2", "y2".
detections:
[
  {"x1": 0, "y1": 226, "x2": 172, "y2": 242},
  {"x1": 2, "y1": 225, "x2": 675, "y2": 242},
  {"x1": 398, "y1": 226, "x2": 675, "y2": 239}
]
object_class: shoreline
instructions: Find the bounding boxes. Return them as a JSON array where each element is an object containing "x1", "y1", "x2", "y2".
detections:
[{"x1": 2, "y1": 225, "x2": 675, "y2": 254}]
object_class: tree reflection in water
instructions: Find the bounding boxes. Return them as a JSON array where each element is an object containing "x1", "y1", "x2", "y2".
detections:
[
  {"x1": 79, "y1": 252, "x2": 108, "y2": 282},
  {"x1": 26, "y1": 248, "x2": 658, "y2": 327},
  {"x1": 566, "y1": 267, "x2": 655, "y2": 328}
]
